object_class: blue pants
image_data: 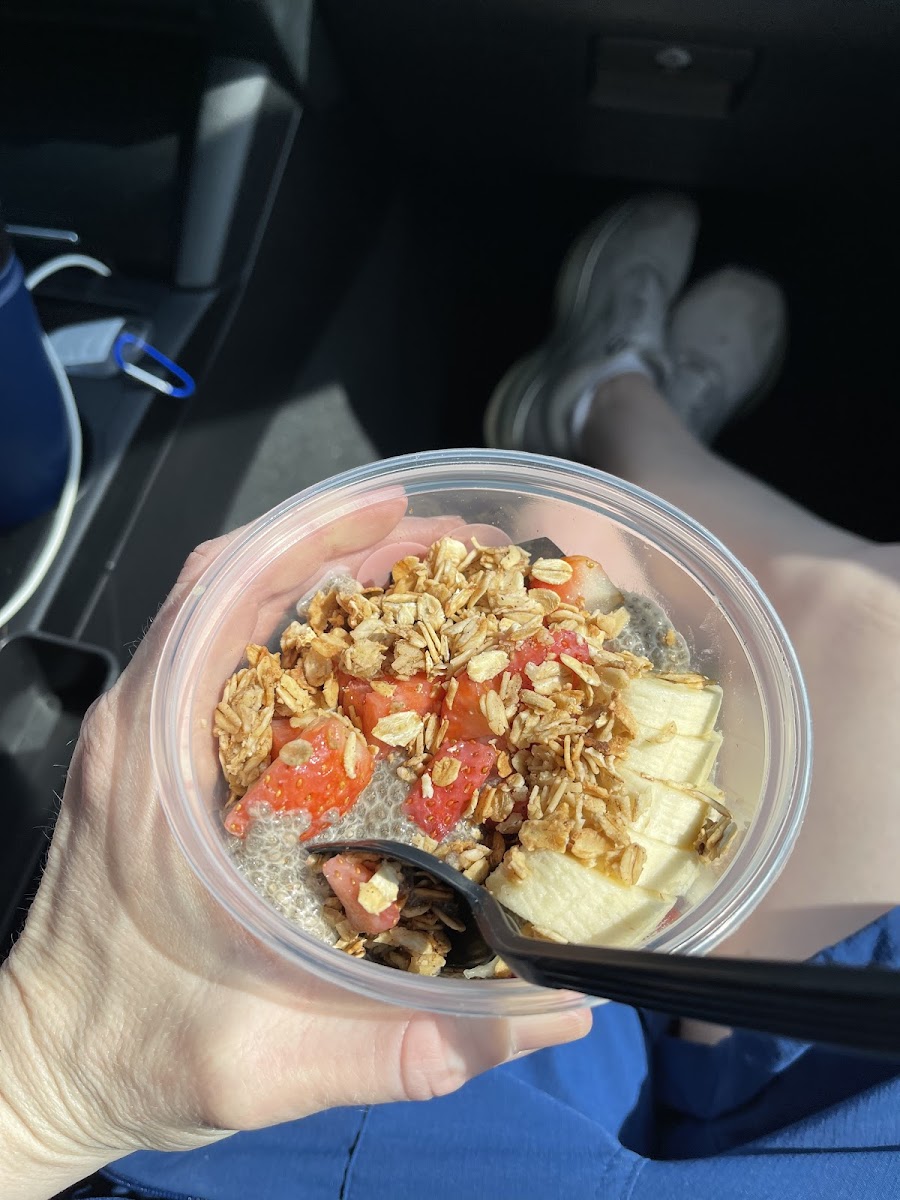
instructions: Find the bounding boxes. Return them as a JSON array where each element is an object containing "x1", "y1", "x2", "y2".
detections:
[{"x1": 88, "y1": 910, "x2": 900, "y2": 1200}]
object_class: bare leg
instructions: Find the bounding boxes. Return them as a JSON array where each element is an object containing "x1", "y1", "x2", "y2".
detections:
[
  {"x1": 581, "y1": 373, "x2": 874, "y2": 574},
  {"x1": 580, "y1": 372, "x2": 900, "y2": 960},
  {"x1": 485, "y1": 195, "x2": 900, "y2": 962}
]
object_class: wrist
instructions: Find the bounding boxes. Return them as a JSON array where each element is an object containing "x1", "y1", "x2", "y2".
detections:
[{"x1": 0, "y1": 957, "x2": 120, "y2": 1200}]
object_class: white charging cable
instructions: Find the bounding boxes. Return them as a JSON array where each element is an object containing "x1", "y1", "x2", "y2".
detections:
[
  {"x1": 24, "y1": 253, "x2": 110, "y2": 292},
  {"x1": 0, "y1": 254, "x2": 111, "y2": 629}
]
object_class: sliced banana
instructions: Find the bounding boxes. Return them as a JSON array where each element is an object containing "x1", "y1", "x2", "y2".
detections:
[
  {"x1": 485, "y1": 650, "x2": 727, "y2": 949},
  {"x1": 618, "y1": 768, "x2": 712, "y2": 848},
  {"x1": 625, "y1": 729, "x2": 722, "y2": 787},
  {"x1": 486, "y1": 849, "x2": 670, "y2": 947},
  {"x1": 626, "y1": 832, "x2": 701, "y2": 896},
  {"x1": 625, "y1": 676, "x2": 722, "y2": 738}
]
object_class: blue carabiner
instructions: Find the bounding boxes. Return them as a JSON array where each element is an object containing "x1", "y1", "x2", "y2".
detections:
[{"x1": 113, "y1": 332, "x2": 196, "y2": 398}]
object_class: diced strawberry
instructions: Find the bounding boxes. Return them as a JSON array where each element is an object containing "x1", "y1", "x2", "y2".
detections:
[
  {"x1": 321, "y1": 854, "x2": 402, "y2": 935},
  {"x1": 339, "y1": 672, "x2": 443, "y2": 751},
  {"x1": 441, "y1": 632, "x2": 591, "y2": 742},
  {"x1": 271, "y1": 717, "x2": 300, "y2": 757},
  {"x1": 223, "y1": 801, "x2": 253, "y2": 838},
  {"x1": 550, "y1": 629, "x2": 592, "y2": 662},
  {"x1": 225, "y1": 715, "x2": 374, "y2": 841},
  {"x1": 363, "y1": 675, "x2": 443, "y2": 747},
  {"x1": 404, "y1": 739, "x2": 498, "y2": 840},
  {"x1": 539, "y1": 555, "x2": 622, "y2": 612},
  {"x1": 337, "y1": 674, "x2": 371, "y2": 726},
  {"x1": 657, "y1": 902, "x2": 681, "y2": 931},
  {"x1": 508, "y1": 630, "x2": 591, "y2": 675},
  {"x1": 441, "y1": 673, "x2": 494, "y2": 742}
]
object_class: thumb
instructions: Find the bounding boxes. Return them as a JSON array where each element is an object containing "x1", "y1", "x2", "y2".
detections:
[{"x1": 394, "y1": 1009, "x2": 593, "y2": 1102}]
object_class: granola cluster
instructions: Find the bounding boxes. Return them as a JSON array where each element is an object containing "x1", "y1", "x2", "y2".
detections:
[{"x1": 317, "y1": 854, "x2": 468, "y2": 975}]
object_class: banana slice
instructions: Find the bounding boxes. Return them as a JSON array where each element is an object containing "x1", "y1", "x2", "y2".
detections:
[
  {"x1": 627, "y1": 832, "x2": 701, "y2": 896},
  {"x1": 625, "y1": 729, "x2": 722, "y2": 787},
  {"x1": 486, "y1": 849, "x2": 670, "y2": 947},
  {"x1": 618, "y1": 768, "x2": 712, "y2": 848},
  {"x1": 483, "y1": 655, "x2": 726, "y2": 948},
  {"x1": 625, "y1": 676, "x2": 722, "y2": 738}
]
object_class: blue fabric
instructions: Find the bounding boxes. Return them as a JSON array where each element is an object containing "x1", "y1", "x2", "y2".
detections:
[
  {"x1": 0, "y1": 253, "x2": 70, "y2": 527},
  {"x1": 95, "y1": 910, "x2": 900, "y2": 1200}
]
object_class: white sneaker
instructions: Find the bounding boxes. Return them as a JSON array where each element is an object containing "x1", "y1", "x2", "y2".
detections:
[
  {"x1": 667, "y1": 267, "x2": 788, "y2": 443},
  {"x1": 484, "y1": 193, "x2": 699, "y2": 457}
]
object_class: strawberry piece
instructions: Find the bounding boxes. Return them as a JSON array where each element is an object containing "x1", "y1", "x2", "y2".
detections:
[
  {"x1": 404, "y1": 739, "x2": 498, "y2": 840},
  {"x1": 539, "y1": 555, "x2": 621, "y2": 611},
  {"x1": 339, "y1": 672, "x2": 443, "y2": 751},
  {"x1": 271, "y1": 717, "x2": 300, "y2": 757},
  {"x1": 321, "y1": 854, "x2": 402, "y2": 935},
  {"x1": 441, "y1": 674, "x2": 494, "y2": 741},
  {"x1": 225, "y1": 715, "x2": 373, "y2": 840},
  {"x1": 508, "y1": 629, "x2": 591, "y2": 675},
  {"x1": 441, "y1": 632, "x2": 591, "y2": 743}
]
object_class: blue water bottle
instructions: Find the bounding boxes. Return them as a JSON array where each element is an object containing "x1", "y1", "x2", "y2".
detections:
[{"x1": 0, "y1": 218, "x2": 71, "y2": 528}]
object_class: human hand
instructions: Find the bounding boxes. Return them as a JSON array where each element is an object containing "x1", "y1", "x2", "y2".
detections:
[{"x1": 0, "y1": 508, "x2": 590, "y2": 1200}]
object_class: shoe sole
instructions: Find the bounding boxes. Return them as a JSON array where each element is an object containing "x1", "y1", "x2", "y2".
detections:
[{"x1": 483, "y1": 196, "x2": 649, "y2": 453}]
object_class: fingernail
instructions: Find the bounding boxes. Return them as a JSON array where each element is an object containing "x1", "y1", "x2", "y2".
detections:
[{"x1": 509, "y1": 1008, "x2": 592, "y2": 1056}]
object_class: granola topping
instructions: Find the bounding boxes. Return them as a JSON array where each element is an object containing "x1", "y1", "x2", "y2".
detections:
[{"x1": 216, "y1": 535, "x2": 734, "y2": 979}]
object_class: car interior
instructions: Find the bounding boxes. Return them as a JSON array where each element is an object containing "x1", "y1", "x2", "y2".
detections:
[{"x1": 1, "y1": 0, "x2": 898, "y2": 996}]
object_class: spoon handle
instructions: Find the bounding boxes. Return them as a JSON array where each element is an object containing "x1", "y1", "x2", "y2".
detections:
[{"x1": 505, "y1": 942, "x2": 900, "y2": 1058}]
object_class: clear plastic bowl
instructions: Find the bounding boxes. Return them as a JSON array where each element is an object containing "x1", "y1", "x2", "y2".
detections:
[{"x1": 151, "y1": 450, "x2": 811, "y2": 1017}]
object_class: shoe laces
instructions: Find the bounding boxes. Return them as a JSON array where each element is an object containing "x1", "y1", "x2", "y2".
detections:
[{"x1": 604, "y1": 265, "x2": 666, "y2": 357}]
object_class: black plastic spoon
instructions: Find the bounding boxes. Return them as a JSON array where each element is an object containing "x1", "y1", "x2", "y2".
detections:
[{"x1": 310, "y1": 838, "x2": 900, "y2": 1060}]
